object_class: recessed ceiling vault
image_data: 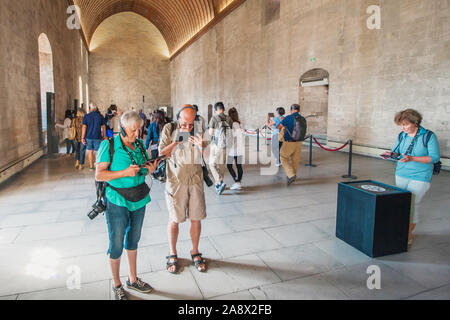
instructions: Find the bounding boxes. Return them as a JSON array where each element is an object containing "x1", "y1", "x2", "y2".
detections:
[{"x1": 72, "y1": 0, "x2": 245, "y2": 58}]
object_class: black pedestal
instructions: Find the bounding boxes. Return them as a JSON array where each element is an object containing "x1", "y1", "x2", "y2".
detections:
[{"x1": 336, "y1": 180, "x2": 411, "y2": 258}]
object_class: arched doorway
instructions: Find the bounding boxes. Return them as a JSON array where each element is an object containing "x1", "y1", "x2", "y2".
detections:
[
  {"x1": 299, "y1": 68, "x2": 329, "y2": 139},
  {"x1": 38, "y1": 33, "x2": 54, "y2": 147}
]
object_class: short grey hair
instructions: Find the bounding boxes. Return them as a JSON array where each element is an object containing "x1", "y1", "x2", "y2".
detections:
[{"x1": 121, "y1": 110, "x2": 143, "y2": 128}]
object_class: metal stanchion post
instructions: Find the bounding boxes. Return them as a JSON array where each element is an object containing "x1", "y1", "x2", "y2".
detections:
[
  {"x1": 257, "y1": 128, "x2": 260, "y2": 153},
  {"x1": 305, "y1": 135, "x2": 317, "y2": 167},
  {"x1": 342, "y1": 139, "x2": 357, "y2": 179}
]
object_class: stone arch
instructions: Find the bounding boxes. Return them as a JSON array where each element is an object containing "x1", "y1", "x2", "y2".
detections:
[{"x1": 38, "y1": 33, "x2": 55, "y2": 146}]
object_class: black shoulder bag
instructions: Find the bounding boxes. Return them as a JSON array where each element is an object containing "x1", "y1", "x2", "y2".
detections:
[{"x1": 424, "y1": 130, "x2": 441, "y2": 175}]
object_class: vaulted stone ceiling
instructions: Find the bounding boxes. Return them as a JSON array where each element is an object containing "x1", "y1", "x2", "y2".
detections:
[{"x1": 72, "y1": 0, "x2": 245, "y2": 57}]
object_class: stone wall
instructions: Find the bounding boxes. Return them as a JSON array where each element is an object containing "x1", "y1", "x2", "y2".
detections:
[
  {"x1": 0, "y1": 0, "x2": 89, "y2": 169},
  {"x1": 301, "y1": 85, "x2": 329, "y2": 137},
  {"x1": 89, "y1": 12, "x2": 171, "y2": 114},
  {"x1": 171, "y1": 0, "x2": 450, "y2": 157}
]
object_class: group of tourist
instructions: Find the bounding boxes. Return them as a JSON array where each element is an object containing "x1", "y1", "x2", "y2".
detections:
[
  {"x1": 61, "y1": 101, "x2": 440, "y2": 300},
  {"x1": 56, "y1": 104, "x2": 125, "y2": 171}
]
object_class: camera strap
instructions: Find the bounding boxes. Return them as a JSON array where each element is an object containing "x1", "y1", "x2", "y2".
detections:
[
  {"x1": 405, "y1": 131, "x2": 419, "y2": 156},
  {"x1": 122, "y1": 140, "x2": 150, "y2": 176}
]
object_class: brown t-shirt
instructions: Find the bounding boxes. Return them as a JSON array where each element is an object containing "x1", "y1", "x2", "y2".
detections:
[{"x1": 158, "y1": 123, "x2": 203, "y2": 186}]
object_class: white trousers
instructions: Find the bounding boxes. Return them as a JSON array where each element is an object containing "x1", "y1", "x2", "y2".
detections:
[{"x1": 395, "y1": 176, "x2": 431, "y2": 224}]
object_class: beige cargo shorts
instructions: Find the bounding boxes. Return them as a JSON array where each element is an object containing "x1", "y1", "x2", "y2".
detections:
[{"x1": 165, "y1": 182, "x2": 207, "y2": 223}]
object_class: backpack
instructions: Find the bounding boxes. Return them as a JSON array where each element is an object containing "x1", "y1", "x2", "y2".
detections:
[
  {"x1": 394, "y1": 130, "x2": 441, "y2": 175},
  {"x1": 286, "y1": 114, "x2": 307, "y2": 142},
  {"x1": 213, "y1": 117, "x2": 232, "y2": 149}
]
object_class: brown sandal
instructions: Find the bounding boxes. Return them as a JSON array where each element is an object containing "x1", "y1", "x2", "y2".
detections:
[
  {"x1": 191, "y1": 252, "x2": 206, "y2": 273},
  {"x1": 166, "y1": 254, "x2": 178, "y2": 274}
]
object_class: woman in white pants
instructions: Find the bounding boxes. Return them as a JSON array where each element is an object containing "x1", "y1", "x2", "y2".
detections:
[{"x1": 381, "y1": 109, "x2": 440, "y2": 245}]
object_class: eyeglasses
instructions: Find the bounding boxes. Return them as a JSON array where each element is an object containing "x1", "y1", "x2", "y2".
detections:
[{"x1": 179, "y1": 123, "x2": 194, "y2": 129}]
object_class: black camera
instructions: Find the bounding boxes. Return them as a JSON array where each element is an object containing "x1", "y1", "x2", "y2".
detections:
[
  {"x1": 390, "y1": 152, "x2": 401, "y2": 160},
  {"x1": 87, "y1": 198, "x2": 106, "y2": 220},
  {"x1": 151, "y1": 160, "x2": 167, "y2": 183},
  {"x1": 88, "y1": 181, "x2": 107, "y2": 220}
]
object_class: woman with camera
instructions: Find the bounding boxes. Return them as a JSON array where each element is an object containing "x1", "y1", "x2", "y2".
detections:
[
  {"x1": 95, "y1": 111, "x2": 161, "y2": 300},
  {"x1": 381, "y1": 109, "x2": 440, "y2": 245}
]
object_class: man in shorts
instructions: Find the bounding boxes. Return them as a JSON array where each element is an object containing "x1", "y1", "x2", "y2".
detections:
[
  {"x1": 159, "y1": 105, "x2": 208, "y2": 274},
  {"x1": 82, "y1": 103, "x2": 106, "y2": 170}
]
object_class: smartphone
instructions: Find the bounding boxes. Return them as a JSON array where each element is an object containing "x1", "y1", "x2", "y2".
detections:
[
  {"x1": 380, "y1": 152, "x2": 400, "y2": 160},
  {"x1": 268, "y1": 113, "x2": 275, "y2": 118},
  {"x1": 140, "y1": 156, "x2": 166, "y2": 168},
  {"x1": 175, "y1": 130, "x2": 194, "y2": 143}
]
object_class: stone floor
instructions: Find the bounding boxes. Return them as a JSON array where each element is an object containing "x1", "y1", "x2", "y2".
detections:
[{"x1": 0, "y1": 146, "x2": 449, "y2": 300}]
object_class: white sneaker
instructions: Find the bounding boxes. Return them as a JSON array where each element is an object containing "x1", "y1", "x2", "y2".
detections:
[{"x1": 230, "y1": 182, "x2": 242, "y2": 190}]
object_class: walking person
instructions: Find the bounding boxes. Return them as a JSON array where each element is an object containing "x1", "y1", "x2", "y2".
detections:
[
  {"x1": 227, "y1": 107, "x2": 245, "y2": 190},
  {"x1": 277, "y1": 104, "x2": 308, "y2": 186},
  {"x1": 82, "y1": 104, "x2": 106, "y2": 170},
  {"x1": 138, "y1": 109, "x2": 147, "y2": 139},
  {"x1": 56, "y1": 110, "x2": 76, "y2": 157},
  {"x1": 193, "y1": 105, "x2": 207, "y2": 133},
  {"x1": 145, "y1": 110, "x2": 166, "y2": 159},
  {"x1": 381, "y1": 109, "x2": 440, "y2": 245},
  {"x1": 73, "y1": 108, "x2": 87, "y2": 170},
  {"x1": 208, "y1": 102, "x2": 233, "y2": 195},
  {"x1": 95, "y1": 111, "x2": 161, "y2": 300},
  {"x1": 267, "y1": 107, "x2": 285, "y2": 167},
  {"x1": 159, "y1": 105, "x2": 209, "y2": 274},
  {"x1": 111, "y1": 108, "x2": 123, "y2": 136}
]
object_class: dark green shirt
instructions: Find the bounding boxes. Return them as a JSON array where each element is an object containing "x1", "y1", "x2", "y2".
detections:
[{"x1": 96, "y1": 135, "x2": 151, "y2": 211}]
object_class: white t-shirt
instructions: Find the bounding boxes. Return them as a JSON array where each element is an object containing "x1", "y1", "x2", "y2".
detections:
[
  {"x1": 56, "y1": 118, "x2": 72, "y2": 140},
  {"x1": 228, "y1": 122, "x2": 244, "y2": 157}
]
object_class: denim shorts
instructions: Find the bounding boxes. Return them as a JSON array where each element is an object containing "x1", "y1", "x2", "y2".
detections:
[
  {"x1": 105, "y1": 201, "x2": 146, "y2": 260},
  {"x1": 86, "y1": 139, "x2": 102, "y2": 151}
]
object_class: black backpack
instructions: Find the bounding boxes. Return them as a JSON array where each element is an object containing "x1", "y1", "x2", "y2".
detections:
[{"x1": 286, "y1": 114, "x2": 308, "y2": 142}]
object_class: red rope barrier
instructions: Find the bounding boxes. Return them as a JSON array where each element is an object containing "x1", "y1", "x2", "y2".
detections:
[
  {"x1": 259, "y1": 131, "x2": 272, "y2": 141},
  {"x1": 313, "y1": 137, "x2": 349, "y2": 152},
  {"x1": 243, "y1": 129, "x2": 272, "y2": 141}
]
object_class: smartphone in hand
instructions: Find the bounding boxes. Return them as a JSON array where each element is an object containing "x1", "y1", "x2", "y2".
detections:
[
  {"x1": 175, "y1": 131, "x2": 194, "y2": 143},
  {"x1": 380, "y1": 152, "x2": 400, "y2": 160},
  {"x1": 140, "y1": 156, "x2": 165, "y2": 168},
  {"x1": 380, "y1": 152, "x2": 391, "y2": 159}
]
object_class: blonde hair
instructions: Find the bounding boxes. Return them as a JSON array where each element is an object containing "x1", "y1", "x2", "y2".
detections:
[{"x1": 76, "y1": 109, "x2": 86, "y2": 117}]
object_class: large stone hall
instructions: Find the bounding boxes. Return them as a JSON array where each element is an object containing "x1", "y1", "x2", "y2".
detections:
[{"x1": 0, "y1": 0, "x2": 449, "y2": 300}]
